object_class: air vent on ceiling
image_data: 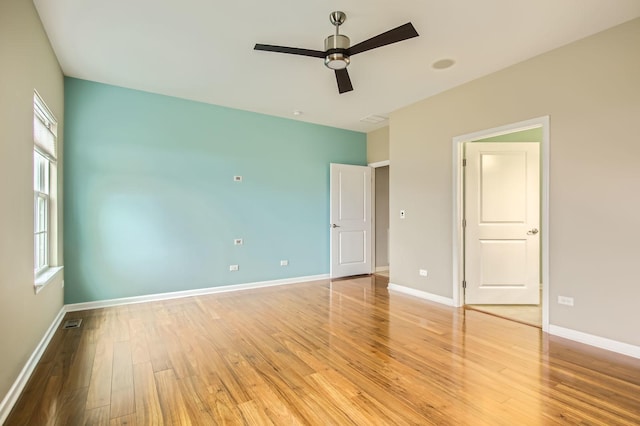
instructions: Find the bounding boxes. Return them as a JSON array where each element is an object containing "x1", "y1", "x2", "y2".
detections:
[
  {"x1": 62, "y1": 319, "x2": 82, "y2": 329},
  {"x1": 360, "y1": 114, "x2": 388, "y2": 124}
]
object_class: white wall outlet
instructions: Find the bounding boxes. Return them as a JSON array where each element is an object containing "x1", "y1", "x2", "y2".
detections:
[
  {"x1": 234, "y1": 238, "x2": 243, "y2": 245},
  {"x1": 400, "y1": 210, "x2": 406, "y2": 219},
  {"x1": 558, "y1": 296, "x2": 574, "y2": 306},
  {"x1": 419, "y1": 269, "x2": 428, "y2": 277},
  {"x1": 233, "y1": 175, "x2": 242, "y2": 182},
  {"x1": 229, "y1": 264, "x2": 239, "y2": 271},
  {"x1": 280, "y1": 260, "x2": 289, "y2": 266}
]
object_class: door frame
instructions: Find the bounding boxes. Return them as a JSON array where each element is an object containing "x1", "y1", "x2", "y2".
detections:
[
  {"x1": 451, "y1": 116, "x2": 550, "y2": 331},
  {"x1": 368, "y1": 160, "x2": 390, "y2": 274}
]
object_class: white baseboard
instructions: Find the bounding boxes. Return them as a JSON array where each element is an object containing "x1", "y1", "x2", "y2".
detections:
[
  {"x1": 375, "y1": 266, "x2": 389, "y2": 272},
  {"x1": 388, "y1": 282, "x2": 455, "y2": 307},
  {"x1": 0, "y1": 307, "x2": 66, "y2": 424},
  {"x1": 65, "y1": 274, "x2": 330, "y2": 312},
  {"x1": 548, "y1": 325, "x2": 640, "y2": 359}
]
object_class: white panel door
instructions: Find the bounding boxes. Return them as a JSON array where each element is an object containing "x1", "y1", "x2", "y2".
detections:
[
  {"x1": 465, "y1": 142, "x2": 540, "y2": 304},
  {"x1": 330, "y1": 164, "x2": 372, "y2": 278}
]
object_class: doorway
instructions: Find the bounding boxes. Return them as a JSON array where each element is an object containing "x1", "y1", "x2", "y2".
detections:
[
  {"x1": 452, "y1": 117, "x2": 550, "y2": 331},
  {"x1": 369, "y1": 161, "x2": 390, "y2": 278}
]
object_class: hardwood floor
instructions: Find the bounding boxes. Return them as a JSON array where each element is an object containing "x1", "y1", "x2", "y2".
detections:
[
  {"x1": 6, "y1": 276, "x2": 640, "y2": 425},
  {"x1": 466, "y1": 304, "x2": 542, "y2": 328}
]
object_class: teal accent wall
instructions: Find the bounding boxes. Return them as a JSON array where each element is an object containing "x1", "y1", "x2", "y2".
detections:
[{"x1": 64, "y1": 78, "x2": 366, "y2": 304}]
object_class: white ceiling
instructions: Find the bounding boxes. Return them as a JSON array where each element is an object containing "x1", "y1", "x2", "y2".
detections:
[{"x1": 34, "y1": 0, "x2": 640, "y2": 133}]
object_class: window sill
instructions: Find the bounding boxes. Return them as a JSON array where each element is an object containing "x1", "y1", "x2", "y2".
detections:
[{"x1": 34, "y1": 266, "x2": 64, "y2": 294}]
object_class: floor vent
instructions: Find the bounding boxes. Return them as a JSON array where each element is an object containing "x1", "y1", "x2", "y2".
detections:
[{"x1": 63, "y1": 319, "x2": 82, "y2": 329}]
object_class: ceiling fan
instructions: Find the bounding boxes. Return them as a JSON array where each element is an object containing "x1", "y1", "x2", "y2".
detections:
[{"x1": 254, "y1": 11, "x2": 419, "y2": 94}]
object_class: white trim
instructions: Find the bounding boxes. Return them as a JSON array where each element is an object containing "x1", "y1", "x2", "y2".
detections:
[
  {"x1": 375, "y1": 266, "x2": 389, "y2": 272},
  {"x1": 65, "y1": 274, "x2": 330, "y2": 312},
  {"x1": 451, "y1": 116, "x2": 550, "y2": 332},
  {"x1": 388, "y1": 283, "x2": 455, "y2": 307},
  {"x1": 0, "y1": 307, "x2": 66, "y2": 424},
  {"x1": 371, "y1": 165, "x2": 376, "y2": 275},
  {"x1": 368, "y1": 160, "x2": 389, "y2": 168},
  {"x1": 34, "y1": 266, "x2": 64, "y2": 294},
  {"x1": 549, "y1": 325, "x2": 640, "y2": 359}
]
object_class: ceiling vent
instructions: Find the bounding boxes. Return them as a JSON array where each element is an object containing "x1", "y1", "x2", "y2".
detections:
[{"x1": 360, "y1": 114, "x2": 388, "y2": 124}]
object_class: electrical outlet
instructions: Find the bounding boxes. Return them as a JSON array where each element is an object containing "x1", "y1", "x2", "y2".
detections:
[
  {"x1": 229, "y1": 264, "x2": 239, "y2": 272},
  {"x1": 558, "y1": 296, "x2": 574, "y2": 306},
  {"x1": 419, "y1": 269, "x2": 428, "y2": 277},
  {"x1": 280, "y1": 260, "x2": 289, "y2": 266},
  {"x1": 234, "y1": 238, "x2": 243, "y2": 245},
  {"x1": 233, "y1": 175, "x2": 242, "y2": 182}
]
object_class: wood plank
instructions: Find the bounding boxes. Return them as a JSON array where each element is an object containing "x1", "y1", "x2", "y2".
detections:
[
  {"x1": 236, "y1": 400, "x2": 275, "y2": 426},
  {"x1": 85, "y1": 338, "x2": 114, "y2": 410},
  {"x1": 83, "y1": 406, "x2": 111, "y2": 426},
  {"x1": 154, "y1": 369, "x2": 201, "y2": 425},
  {"x1": 26, "y1": 374, "x2": 62, "y2": 426},
  {"x1": 132, "y1": 362, "x2": 163, "y2": 425},
  {"x1": 110, "y1": 341, "x2": 134, "y2": 418},
  {"x1": 110, "y1": 414, "x2": 136, "y2": 426},
  {"x1": 54, "y1": 387, "x2": 89, "y2": 426},
  {"x1": 62, "y1": 330, "x2": 97, "y2": 391}
]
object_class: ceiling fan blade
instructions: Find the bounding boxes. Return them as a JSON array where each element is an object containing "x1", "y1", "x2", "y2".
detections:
[
  {"x1": 347, "y1": 22, "x2": 419, "y2": 56},
  {"x1": 335, "y1": 69, "x2": 353, "y2": 94},
  {"x1": 254, "y1": 44, "x2": 325, "y2": 58}
]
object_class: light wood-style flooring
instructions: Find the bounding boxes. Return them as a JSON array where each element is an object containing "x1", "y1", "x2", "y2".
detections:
[
  {"x1": 466, "y1": 304, "x2": 542, "y2": 328},
  {"x1": 6, "y1": 276, "x2": 640, "y2": 425}
]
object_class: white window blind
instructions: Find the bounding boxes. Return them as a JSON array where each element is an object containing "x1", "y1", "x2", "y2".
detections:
[{"x1": 33, "y1": 92, "x2": 57, "y2": 160}]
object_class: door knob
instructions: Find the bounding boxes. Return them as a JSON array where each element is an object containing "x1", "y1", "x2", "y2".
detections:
[
  {"x1": 527, "y1": 228, "x2": 539, "y2": 235},
  {"x1": 331, "y1": 224, "x2": 341, "y2": 228}
]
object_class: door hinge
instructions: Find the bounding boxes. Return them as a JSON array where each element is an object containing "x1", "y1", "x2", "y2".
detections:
[
  {"x1": 462, "y1": 158, "x2": 467, "y2": 167},
  {"x1": 462, "y1": 280, "x2": 467, "y2": 289}
]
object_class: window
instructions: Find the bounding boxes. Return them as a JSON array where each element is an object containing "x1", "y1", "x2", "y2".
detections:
[
  {"x1": 34, "y1": 151, "x2": 50, "y2": 272},
  {"x1": 33, "y1": 92, "x2": 58, "y2": 281}
]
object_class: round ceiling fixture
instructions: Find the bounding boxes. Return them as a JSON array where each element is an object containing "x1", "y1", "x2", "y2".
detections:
[{"x1": 432, "y1": 58, "x2": 455, "y2": 70}]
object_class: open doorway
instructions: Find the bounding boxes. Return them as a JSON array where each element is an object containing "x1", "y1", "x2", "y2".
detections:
[
  {"x1": 452, "y1": 117, "x2": 550, "y2": 331},
  {"x1": 370, "y1": 161, "x2": 390, "y2": 278}
]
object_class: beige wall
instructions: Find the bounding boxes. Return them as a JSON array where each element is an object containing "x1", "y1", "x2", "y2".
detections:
[
  {"x1": 367, "y1": 126, "x2": 390, "y2": 163},
  {"x1": 390, "y1": 18, "x2": 640, "y2": 346},
  {"x1": 0, "y1": 0, "x2": 64, "y2": 406}
]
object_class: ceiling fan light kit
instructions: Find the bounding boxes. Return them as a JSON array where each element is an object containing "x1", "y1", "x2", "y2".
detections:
[
  {"x1": 324, "y1": 36, "x2": 350, "y2": 70},
  {"x1": 254, "y1": 11, "x2": 419, "y2": 94}
]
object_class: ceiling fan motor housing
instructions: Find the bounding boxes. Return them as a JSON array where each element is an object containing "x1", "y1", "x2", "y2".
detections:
[{"x1": 324, "y1": 34, "x2": 350, "y2": 69}]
